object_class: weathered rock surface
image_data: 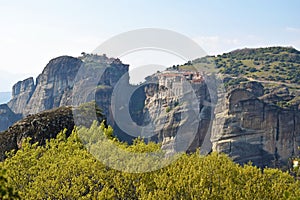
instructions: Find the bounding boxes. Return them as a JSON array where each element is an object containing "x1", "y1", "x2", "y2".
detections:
[
  {"x1": 2, "y1": 48, "x2": 300, "y2": 169},
  {"x1": 141, "y1": 71, "x2": 215, "y2": 154},
  {"x1": 7, "y1": 77, "x2": 35, "y2": 114},
  {"x1": 212, "y1": 82, "x2": 300, "y2": 168},
  {"x1": 0, "y1": 102, "x2": 105, "y2": 161},
  {"x1": 22, "y1": 56, "x2": 83, "y2": 115},
  {"x1": 0, "y1": 54, "x2": 129, "y2": 160},
  {"x1": 2, "y1": 54, "x2": 128, "y2": 132},
  {"x1": 140, "y1": 74, "x2": 300, "y2": 167},
  {"x1": 0, "y1": 106, "x2": 74, "y2": 160}
]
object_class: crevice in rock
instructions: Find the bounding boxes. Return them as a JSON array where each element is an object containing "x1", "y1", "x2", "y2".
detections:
[{"x1": 276, "y1": 111, "x2": 280, "y2": 141}]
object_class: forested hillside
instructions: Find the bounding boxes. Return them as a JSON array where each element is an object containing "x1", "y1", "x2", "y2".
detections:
[
  {"x1": 216, "y1": 47, "x2": 300, "y2": 83},
  {"x1": 0, "y1": 122, "x2": 299, "y2": 199},
  {"x1": 179, "y1": 47, "x2": 300, "y2": 84}
]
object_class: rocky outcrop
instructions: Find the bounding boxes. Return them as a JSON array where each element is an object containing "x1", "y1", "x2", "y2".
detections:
[
  {"x1": 7, "y1": 56, "x2": 82, "y2": 116},
  {"x1": 7, "y1": 54, "x2": 129, "y2": 117},
  {"x1": 7, "y1": 77, "x2": 35, "y2": 114},
  {"x1": 0, "y1": 104, "x2": 21, "y2": 132},
  {"x1": 0, "y1": 106, "x2": 74, "y2": 160},
  {"x1": 0, "y1": 102, "x2": 105, "y2": 161},
  {"x1": 22, "y1": 56, "x2": 83, "y2": 115},
  {"x1": 141, "y1": 71, "x2": 215, "y2": 154},
  {"x1": 212, "y1": 82, "x2": 300, "y2": 168},
  {"x1": 2, "y1": 48, "x2": 300, "y2": 169},
  {"x1": 2, "y1": 54, "x2": 129, "y2": 133},
  {"x1": 141, "y1": 75, "x2": 300, "y2": 167}
]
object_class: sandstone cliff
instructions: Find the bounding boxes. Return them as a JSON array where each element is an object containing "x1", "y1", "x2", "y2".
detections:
[
  {"x1": 140, "y1": 72, "x2": 300, "y2": 167},
  {"x1": 19, "y1": 56, "x2": 83, "y2": 115},
  {"x1": 6, "y1": 54, "x2": 128, "y2": 117},
  {"x1": 7, "y1": 77, "x2": 35, "y2": 114},
  {"x1": 212, "y1": 81, "x2": 300, "y2": 168},
  {"x1": 140, "y1": 71, "x2": 215, "y2": 154},
  {"x1": 4, "y1": 54, "x2": 128, "y2": 122}
]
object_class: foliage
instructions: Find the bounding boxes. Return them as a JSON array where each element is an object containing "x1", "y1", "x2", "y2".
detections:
[
  {"x1": 0, "y1": 170, "x2": 19, "y2": 199},
  {"x1": 180, "y1": 47, "x2": 300, "y2": 84},
  {"x1": 224, "y1": 77, "x2": 249, "y2": 88},
  {"x1": 1, "y1": 123, "x2": 300, "y2": 199},
  {"x1": 217, "y1": 47, "x2": 300, "y2": 84},
  {"x1": 166, "y1": 106, "x2": 171, "y2": 113},
  {"x1": 75, "y1": 101, "x2": 104, "y2": 120}
]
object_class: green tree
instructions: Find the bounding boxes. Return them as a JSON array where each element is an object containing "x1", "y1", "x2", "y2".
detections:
[{"x1": 1, "y1": 123, "x2": 300, "y2": 199}]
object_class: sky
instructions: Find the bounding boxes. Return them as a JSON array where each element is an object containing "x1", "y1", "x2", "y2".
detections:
[{"x1": 0, "y1": 0, "x2": 300, "y2": 92}]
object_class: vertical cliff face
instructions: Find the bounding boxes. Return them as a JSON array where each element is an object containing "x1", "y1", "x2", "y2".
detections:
[
  {"x1": 141, "y1": 73, "x2": 300, "y2": 167},
  {"x1": 23, "y1": 56, "x2": 83, "y2": 115},
  {"x1": 0, "y1": 80, "x2": 25, "y2": 131},
  {"x1": 6, "y1": 55, "x2": 129, "y2": 120},
  {"x1": 211, "y1": 82, "x2": 300, "y2": 168},
  {"x1": 96, "y1": 60, "x2": 129, "y2": 122},
  {"x1": 141, "y1": 71, "x2": 215, "y2": 154},
  {"x1": 0, "y1": 54, "x2": 129, "y2": 133},
  {"x1": 2, "y1": 47, "x2": 300, "y2": 168},
  {"x1": 7, "y1": 77, "x2": 35, "y2": 114},
  {"x1": 7, "y1": 56, "x2": 82, "y2": 116}
]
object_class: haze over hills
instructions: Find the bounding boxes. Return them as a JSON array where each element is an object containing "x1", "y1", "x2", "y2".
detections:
[{"x1": 0, "y1": 92, "x2": 11, "y2": 104}]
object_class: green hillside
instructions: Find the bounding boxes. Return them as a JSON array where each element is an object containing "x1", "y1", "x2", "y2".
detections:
[
  {"x1": 215, "y1": 47, "x2": 300, "y2": 83},
  {"x1": 176, "y1": 47, "x2": 300, "y2": 108},
  {"x1": 1, "y1": 123, "x2": 299, "y2": 199},
  {"x1": 180, "y1": 47, "x2": 300, "y2": 84}
]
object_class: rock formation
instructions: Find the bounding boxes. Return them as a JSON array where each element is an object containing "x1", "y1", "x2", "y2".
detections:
[
  {"x1": 0, "y1": 102, "x2": 105, "y2": 161},
  {"x1": 6, "y1": 54, "x2": 128, "y2": 117},
  {"x1": 134, "y1": 71, "x2": 300, "y2": 167},
  {"x1": 1, "y1": 47, "x2": 300, "y2": 169},
  {"x1": 7, "y1": 77, "x2": 35, "y2": 114},
  {"x1": 140, "y1": 71, "x2": 215, "y2": 154},
  {"x1": 212, "y1": 81, "x2": 300, "y2": 168},
  {"x1": 0, "y1": 106, "x2": 74, "y2": 160},
  {"x1": 15, "y1": 56, "x2": 83, "y2": 115},
  {"x1": 4, "y1": 54, "x2": 128, "y2": 125}
]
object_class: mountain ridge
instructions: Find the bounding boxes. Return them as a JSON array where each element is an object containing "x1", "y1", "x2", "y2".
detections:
[{"x1": 0, "y1": 46, "x2": 299, "y2": 168}]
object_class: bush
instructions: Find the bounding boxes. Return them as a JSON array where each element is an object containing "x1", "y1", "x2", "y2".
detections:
[
  {"x1": 249, "y1": 67, "x2": 258, "y2": 72},
  {"x1": 1, "y1": 124, "x2": 300, "y2": 199},
  {"x1": 166, "y1": 107, "x2": 171, "y2": 113}
]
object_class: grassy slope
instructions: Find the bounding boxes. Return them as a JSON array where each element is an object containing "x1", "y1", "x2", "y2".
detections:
[
  {"x1": 178, "y1": 47, "x2": 300, "y2": 83},
  {"x1": 177, "y1": 46, "x2": 300, "y2": 107},
  {"x1": 214, "y1": 47, "x2": 300, "y2": 84}
]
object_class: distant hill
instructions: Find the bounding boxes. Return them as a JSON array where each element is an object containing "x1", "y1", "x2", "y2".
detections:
[
  {"x1": 215, "y1": 46, "x2": 300, "y2": 83},
  {"x1": 181, "y1": 46, "x2": 300, "y2": 83},
  {"x1": 0, "y1": 92, "x2": 11, "y2": 104}
]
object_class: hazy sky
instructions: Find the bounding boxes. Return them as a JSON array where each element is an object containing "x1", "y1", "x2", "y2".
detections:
[{"x1": 0, "y1": 0, "x2": 300, "y2": 91}]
